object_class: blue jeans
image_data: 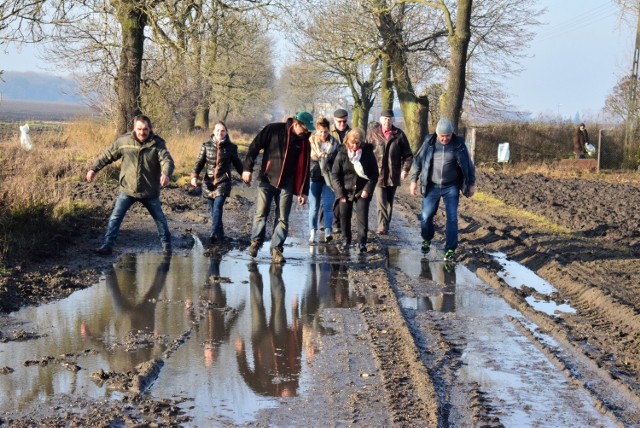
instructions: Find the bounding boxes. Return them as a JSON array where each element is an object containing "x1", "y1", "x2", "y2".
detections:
[
  {"x1": 250, "y1": 180, "x2": 293, "y2": 250},
  {"x1": 208, "y1": 196, "x2": 226, "y2": 238},
  {"x1": 308, "y1": 180, "x2": 335, "y2": 232},
  {"x1": 103, "y1": 193, "x2": 171, "y2": 247},
  {"x1": 420, "y1": 183, "x2": 459, "y2": 251}
]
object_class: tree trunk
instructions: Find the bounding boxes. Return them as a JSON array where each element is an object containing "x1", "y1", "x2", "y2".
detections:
[
  {"x1": 113, "y1": 1, "x2": 147, "y2": 135},
  {"x1": 375, "y1": 1, "x2": 429, "y2": 152},
  {"x1": 381, "y1": 55, "x2": 394, "y2": 112},
  {"x1": 195, "y1": 105, "x2": 210, "y2": 130},
  {"x1": 440, "y1": 0, "x2": 472, "y2": 132}
]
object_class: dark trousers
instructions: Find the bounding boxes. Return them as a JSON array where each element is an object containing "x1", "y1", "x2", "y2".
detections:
[
  {"x1": 375, "y1": 186, "x2": 397, "y2": 232},
  {"x1": 339, "y1": 197, "x2": 371, "y2": 246}
]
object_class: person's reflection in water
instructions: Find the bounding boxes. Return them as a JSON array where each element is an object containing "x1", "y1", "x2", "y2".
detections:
[
  {"x1": 235, "y1": 263, "x2": 302, "y2": 397},
  {"x1": 202, "y1": 255, "x2": 243, "y2": 368},
  {"x1": 301, "y1": 261, "x2": 356, "y2": 361},
  {"x1": 101, "y1": 253, "x2": 171, "y2": 368},
  {"x1": 420, "y1": 259, "x2": 456, "y2": 313}
]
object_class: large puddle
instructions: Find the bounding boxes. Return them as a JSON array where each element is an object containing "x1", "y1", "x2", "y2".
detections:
[{"x1": 0, "y1": 239, "x2": 362, "y2": 425}]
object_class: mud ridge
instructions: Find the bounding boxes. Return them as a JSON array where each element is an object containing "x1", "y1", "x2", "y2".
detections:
[
  {"x1": 475, "y1": 266, "x2": 640, "y2": 424},
  {"x1": 350, "y1": 266, "x2": 440, "y2": 426}
]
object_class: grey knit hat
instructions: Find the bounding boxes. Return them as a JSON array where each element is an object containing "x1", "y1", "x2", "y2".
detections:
[{"x1": 436, "y1": 118, "x2": 453, "y2": 135}]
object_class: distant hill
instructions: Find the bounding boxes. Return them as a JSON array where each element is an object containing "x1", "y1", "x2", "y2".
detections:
[{"x1": 0, "y1": 71, "x2": 84, "y2": 104}]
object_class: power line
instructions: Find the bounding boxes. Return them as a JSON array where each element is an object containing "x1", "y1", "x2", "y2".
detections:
[{"x1": 535, "y1": 4, "x2": 619, "y2": 43}]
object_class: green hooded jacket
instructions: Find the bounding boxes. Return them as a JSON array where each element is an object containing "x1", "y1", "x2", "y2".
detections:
[{"x1": 91, "y1": 132, "x2": 174, "y2": 199}]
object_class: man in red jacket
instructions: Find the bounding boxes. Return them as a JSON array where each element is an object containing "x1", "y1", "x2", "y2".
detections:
[
  {"x1": 367, "y1": 109, "x2": 413, "y2": 234},
  {"x1": 242, "y1": 112, "x2": 313, "y2": 263}
]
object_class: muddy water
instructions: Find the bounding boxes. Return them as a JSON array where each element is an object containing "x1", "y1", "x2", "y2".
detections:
[
  {"x1": 0, "y1": 239, "x2": 360, "y2": 425},
  {"x1": 491, "y1": 252, "x2": 576, "y2": 316},
  {"x1": 387, "y1": 246, "x2": 616, "y2": 427}
]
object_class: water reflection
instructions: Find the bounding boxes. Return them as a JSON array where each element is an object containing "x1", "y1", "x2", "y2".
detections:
[
  {"x1": 0, "y1": 247, "x2": 363, "y2": 424},
  {"x1": 201, "y1": 256, "x2": 243, "y2": 368},
  {"x1": 399, "y1": 261, "x2": 457, "y2": 313},
  {"x1": 235, "y1": 263, "x2": 302, "y2": 398}
]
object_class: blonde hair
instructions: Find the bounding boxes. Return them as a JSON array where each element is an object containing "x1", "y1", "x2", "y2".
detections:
[{"x1": 344, "y1": 127, "x2": 365, "y2": 145}]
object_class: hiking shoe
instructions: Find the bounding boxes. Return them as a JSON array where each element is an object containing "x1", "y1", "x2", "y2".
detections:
[
  {"x1": 162, "y1": 243, "x2": 172, "y2": 255},
  {"x1": 248, "y1": 241, "x2": 261, "y2": 258},
  {"x1": 271, "y1": 247, "x2": 286, "y2": 264},
  {"x1": 443, "y1": 262, "x2": 455, "y2": 273},
  {"x1": 421, "y1": 240, "x2": 431, "y2": 253},
  {"x1": 359, "y1": 243, "x2": 367, "y2": 253},
  {"x1": 444, "y1": 249, "x2": 456, "y2": 261},
  {"x1": 94, "y1": 244, "x2": 112, "y2": 256}
]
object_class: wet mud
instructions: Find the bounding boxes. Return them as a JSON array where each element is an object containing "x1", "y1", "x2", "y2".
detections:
[{"x1": 0, "y1": 170, "x2": 638, "y2": 426}]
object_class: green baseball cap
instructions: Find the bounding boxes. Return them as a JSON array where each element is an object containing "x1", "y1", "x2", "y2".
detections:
[{"x1": 294, "y1": 111, "x2": 314, "y2": 131}]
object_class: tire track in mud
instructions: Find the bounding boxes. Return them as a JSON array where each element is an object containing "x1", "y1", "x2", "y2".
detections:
[
  {"x1": 386, "y1": 187, "x2": 633, "y2": 426},
  {"x1": 347, "y1": 265, "x2": 441, "y2": 426},
  {"x1": 454, "y1": 198, "x2": 640, "y2": 423},
  {"x1": 475, "y1": 267, "x2": 640, "y2": 426},
  {"x1": 435, "y1": 171, "x2": 640, "y2": 425}
]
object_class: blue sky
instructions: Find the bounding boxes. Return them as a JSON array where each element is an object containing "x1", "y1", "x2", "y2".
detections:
[
  {"x1": 504, "y1": 0, "x2": 634, "y2": 119},
  {"x1": 0, "y1": 0, "x2": 634, "y2": 119}
]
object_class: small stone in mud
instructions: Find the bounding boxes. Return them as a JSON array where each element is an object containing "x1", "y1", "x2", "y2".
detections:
[{"x1": 61, "y1": 362, "x2": 81, "y2": 372}]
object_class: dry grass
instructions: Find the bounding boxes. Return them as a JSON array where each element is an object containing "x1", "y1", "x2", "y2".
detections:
[
  {"x1": 0, "y1": 118, "x2": 254, "y2": 265},
  {"x1": 472, "y1": 191, "x2": 572, "y2": 235}
]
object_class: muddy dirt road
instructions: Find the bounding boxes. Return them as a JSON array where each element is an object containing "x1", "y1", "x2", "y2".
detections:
[{"x1": 0, "y1": 170, "x2": 639, "y2": 426}]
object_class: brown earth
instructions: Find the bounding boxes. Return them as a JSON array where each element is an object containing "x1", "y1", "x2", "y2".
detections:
[{"x1": 1, "y1": 169, "x2": 639, "y2": 426}]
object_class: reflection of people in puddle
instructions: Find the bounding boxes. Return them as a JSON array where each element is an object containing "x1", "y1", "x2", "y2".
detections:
[
  {"x1": 104, "y1": 253, "x2": 171, "y2": 365},
  {"x1": 235, "y1": 263, "x2": 302, "y2": 397},
  {"x1": 202, "y1": 256, "x2": 243, "y2": 368},
  {"x1": 420, "y1": 260, "x2": 456, "y2": 312},
  {"x1": 301, "y1": 263, "x2": 335, "y2": 361},
  {"x1": 300, "y1": 262, "x2": 358, "y2": 361}
]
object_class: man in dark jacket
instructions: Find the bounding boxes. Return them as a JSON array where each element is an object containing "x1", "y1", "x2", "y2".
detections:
[
  {"x1": 409, "y1": 118, "x2": 475, "y2": 261},
  {"x1": 324, "y1": 108, "x2": 352, "y2": 233},
  {"x1": 87, "y1": 114, "x2": 175, "y2": 255},
  {"x1": 242, "y1": 112, "x2": 313, "y2": 263},
  {"x1": 367, "y1": 109, "x2": 413, "y2": 234}
]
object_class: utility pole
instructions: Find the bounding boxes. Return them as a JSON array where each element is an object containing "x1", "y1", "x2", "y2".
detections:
[{"x1": 625, "y1": 4, "x2": 640, "y2": 168}]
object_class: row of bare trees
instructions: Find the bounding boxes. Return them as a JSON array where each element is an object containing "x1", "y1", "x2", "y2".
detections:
[
  {"x1": 285, "y1": 0, "x2": 542, "y2": 150},
  {"x1": 1, "y1": 0, "x2": 544, "y2": 149},
  {"x1": 1, "y1": 0, "x2": 277, "y2": 135}
]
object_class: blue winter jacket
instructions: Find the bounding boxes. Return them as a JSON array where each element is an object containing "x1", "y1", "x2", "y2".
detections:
[{"x1": 410, "y1": 133, "x2": 476, "y2": 197}]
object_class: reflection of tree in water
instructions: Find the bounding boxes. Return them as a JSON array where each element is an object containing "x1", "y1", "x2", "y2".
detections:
[
  {"x1": 420, "y1": 260, "x2": 456, "y2": 313},
  {"x1": 201, "y1": 255, "x2": 243, "y2": 368},
  {"x1": 235, "y1": 263, "x2": 302, "y2": 398}
]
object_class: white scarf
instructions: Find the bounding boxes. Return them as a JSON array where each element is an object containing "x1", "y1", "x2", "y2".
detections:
[{"x1": 348, "y1": 148, "x2": 369, "y2": 179}]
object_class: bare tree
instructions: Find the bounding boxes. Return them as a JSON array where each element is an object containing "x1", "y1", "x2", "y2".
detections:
[
  {"x1": 605, "y1": 75, "x2": 640, "y2": 167},
  {"x1": 286, "y1": 0, "x2": 382, "y2": 129},
  {"x1": 5, "y1": 0, "x2": 277, "y2": 134},
  {"x1": 363, "y1": 0, "x2": 541, "y2": 149}
]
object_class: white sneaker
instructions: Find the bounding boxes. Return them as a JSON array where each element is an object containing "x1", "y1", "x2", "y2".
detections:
[{"x1": 309, "y1": 230, "x2": 316, "y2": 244}]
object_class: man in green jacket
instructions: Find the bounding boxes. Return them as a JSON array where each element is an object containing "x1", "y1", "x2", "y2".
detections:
[{"x1": 87, "y1": 115, "x2": 175, "y2": 255}]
